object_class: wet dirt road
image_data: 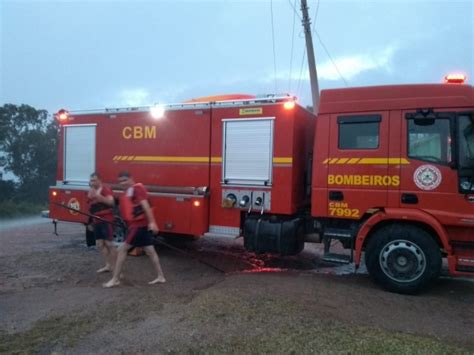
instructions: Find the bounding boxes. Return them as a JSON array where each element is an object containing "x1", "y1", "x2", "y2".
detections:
[{"x1": 1, "y1": 219, "x2": 473, "y2": 353}]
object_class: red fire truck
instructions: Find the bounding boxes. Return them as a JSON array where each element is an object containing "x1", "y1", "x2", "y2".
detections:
[{"x1": 48, "y1": 77, "x2": 474, "y2": 293}]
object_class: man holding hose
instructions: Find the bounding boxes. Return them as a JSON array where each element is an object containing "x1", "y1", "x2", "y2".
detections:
[{"x1": 103, "y1": 171, "x2": 166, "y2": 288}]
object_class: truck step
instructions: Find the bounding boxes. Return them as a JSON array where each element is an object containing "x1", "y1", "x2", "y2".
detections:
[
  {"x1": 322, "y1": 253, "x2": 352, "y2": 264},
  {"x1": 203, "y1": 232, "x2": 239, "y2": 239},
  {"x1": 323, "y1": 228, "x2": 353, "y2": 240},
  {"x1": 455, "y1": 265, "x2": 474, "y2": 273}
]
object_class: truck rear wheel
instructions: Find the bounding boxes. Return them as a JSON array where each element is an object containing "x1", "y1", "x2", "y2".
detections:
[{"x1": 365, "y1": 224, "x2": 441, "y2": 294}]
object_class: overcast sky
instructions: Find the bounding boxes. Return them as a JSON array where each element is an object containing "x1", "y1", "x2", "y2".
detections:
[{"x1": 1, "y1": 0, "x2": 473, "y2": 113}]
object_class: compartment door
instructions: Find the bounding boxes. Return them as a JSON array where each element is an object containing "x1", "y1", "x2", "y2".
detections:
[
  {"x1": 222, "y1": 118, "x2": 274, "y2": 186},
  {"x1": 64, "y1": 124, "x2": 96, "y2": 184}
]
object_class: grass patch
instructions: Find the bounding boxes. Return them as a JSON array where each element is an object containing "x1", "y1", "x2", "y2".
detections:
[
  {"x1": 187, "y1": 323, "x2": 469, "y2": 354},
  {"x1": 0, "y1": 201, "x2": 47, "y2": 219},
  {"x1": 0, "y1": 315, "x2": 94, "y2": 354},
  {"x1": 0, "y1": 303, "x2": 147, "y2": 354},
  {"x1": 180, "y1": 291, "x2": 471, "y2": 354}
]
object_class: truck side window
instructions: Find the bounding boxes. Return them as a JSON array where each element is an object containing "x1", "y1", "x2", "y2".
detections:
[
  {"x1": 458, "y1": 114, "x2": 474, "y2": 168},
  {"x1": 338, "y1": 115, "x2": 381, "y2": 149},
  {"x1": 408, "y1": 118, "x2": 451, "y2": 165}
]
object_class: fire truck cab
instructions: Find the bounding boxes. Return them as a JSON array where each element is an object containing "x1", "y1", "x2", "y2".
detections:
[
  {"x1": 310, "y1": 83, "x2": 474, "y2": 293},
  {"x1": 49, "y1": 82, "x2": 474, "y2": 294}
]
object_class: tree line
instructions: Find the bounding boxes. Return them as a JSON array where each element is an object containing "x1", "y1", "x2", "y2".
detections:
[{"x1": 0, "y1": 104, "x2": 58, "y2": 204}]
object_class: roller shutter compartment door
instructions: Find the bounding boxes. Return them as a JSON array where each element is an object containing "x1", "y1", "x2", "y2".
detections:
[
  {"x1": 223, "y1": 118, "x2": 274, "y2": 186},
  {"x1": 64, "y1": 125, "x2": 96, "y2": 184}
]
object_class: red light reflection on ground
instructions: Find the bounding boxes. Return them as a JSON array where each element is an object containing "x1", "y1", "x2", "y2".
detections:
[{"x1": 240, "y1": 267, "x2": 287, "y2": 274}]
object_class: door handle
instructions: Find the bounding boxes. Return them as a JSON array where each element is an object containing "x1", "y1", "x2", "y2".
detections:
[
  {"x1": 329, "y1": 191, "x2": 344, "y2": 201},
  {"x1": 401, "y1": 193, "x2": 418, "y2": 204}
]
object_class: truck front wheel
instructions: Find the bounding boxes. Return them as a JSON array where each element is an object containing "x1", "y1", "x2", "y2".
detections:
[{"x1": 365, "y1": 224, "x2": 442, "y2": 294}]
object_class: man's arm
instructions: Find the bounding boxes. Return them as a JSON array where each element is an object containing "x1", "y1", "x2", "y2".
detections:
[
  {"x1": 94, "y1": 194, "x2": 114, "y2": 206},
  {"x1": 140, "y1": 199, "x2": 158, "y2": 233},
  {"x1": 89, "y1": 187, "x2": 114, "y2": 206}
]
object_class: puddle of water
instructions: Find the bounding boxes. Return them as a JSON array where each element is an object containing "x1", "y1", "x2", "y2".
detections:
[{"x1": 174, "y1": 235, "x2": 360, "y2": 276}]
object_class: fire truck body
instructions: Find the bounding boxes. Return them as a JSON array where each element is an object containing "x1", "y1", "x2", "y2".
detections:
[
  {"x1": 49, "y1": 96, "x2": 313, "y2": 238},
  {"x1": 49, "y1": 82, "x2": 474, "y2": 293}
]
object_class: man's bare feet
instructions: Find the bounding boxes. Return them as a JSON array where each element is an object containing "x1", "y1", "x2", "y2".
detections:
[
  {"x1": 96, "y1": 265, "x2": 112, "y2": 273},
  {"x1": 148, "y1": 276, "x2": 166, "y2": 285},
  {"x1": 102, "y1": 278, "x2": 120, "y2": 288}
]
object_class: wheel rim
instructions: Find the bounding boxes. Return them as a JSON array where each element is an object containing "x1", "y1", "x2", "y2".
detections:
[{"x1": 379, "y1": 239, "x2": 426, "y2": 283}]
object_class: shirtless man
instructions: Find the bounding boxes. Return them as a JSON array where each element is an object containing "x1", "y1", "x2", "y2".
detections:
[{"x1": 103, "y1": 171, "x2": 165, "y2": 287}]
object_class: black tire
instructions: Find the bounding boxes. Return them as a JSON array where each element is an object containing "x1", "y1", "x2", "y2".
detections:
[{"x1": 365, "y1": 224, "x2": 441, "y2": 294}]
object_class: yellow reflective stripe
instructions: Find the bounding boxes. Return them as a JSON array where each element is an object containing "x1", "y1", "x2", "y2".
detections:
[
  {"x1": 357, "y1": 158, "x2": 384, "y2": 164},
  {"x1": 114, "y1": 155, "x2": 409, "y2": 165},
  {"x1": 347, "y1": 158, "x2": 360, "y2": 164},
  {"x1": 358, "y1": 158, "x2": 411, "y2": 165},
  {"x1": 388, "y1": 158, "x2": 410, "y2": 165},
  {"x1": 323, "y1": 157, "x2": 409, "y2": 165},
  {"x1": 133, "y1": 156, "x2": 210, "y2": 163},
  {"x1": 273, "y1": 157, "x2": 293, "y2": 164},
  {"x1": 113, "y1": 155, "x2": 293, "y2": 164}
]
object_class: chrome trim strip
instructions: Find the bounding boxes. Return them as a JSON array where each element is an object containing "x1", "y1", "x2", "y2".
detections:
[
  {"x1": 67, "y1": 95, "x2": 295, "y2": 116},
  {"x1": 62, "y1": 123, "x2": 97, "y2": 127},
  {"x1": 51, "y1": 184, "x2": 209, "y2": 197},
  {"x1": 222, "y1": 117, "x2": 276, "y2": 122}
]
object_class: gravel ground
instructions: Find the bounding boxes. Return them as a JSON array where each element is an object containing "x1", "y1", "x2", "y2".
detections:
[{"x1": 0, "y1": 218, "x2": 473, "y2": 354}]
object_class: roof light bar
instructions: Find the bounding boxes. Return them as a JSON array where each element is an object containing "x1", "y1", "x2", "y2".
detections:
[{"x1": 444, "y1": 73, "x2": 466, "y2": 84}]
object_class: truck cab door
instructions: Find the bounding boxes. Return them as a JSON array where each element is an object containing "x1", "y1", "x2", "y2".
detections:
[
  {"x1": 400, "y1": 110, "x2": 474, "y2": 227},
  {"x1": 327, "y1": 112, "x2": 390, "y2": 219}
]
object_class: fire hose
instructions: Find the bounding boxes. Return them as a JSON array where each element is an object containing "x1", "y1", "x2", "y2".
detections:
[{"x1": 52, "y1": 202, "x2": 225, "y2": 273}]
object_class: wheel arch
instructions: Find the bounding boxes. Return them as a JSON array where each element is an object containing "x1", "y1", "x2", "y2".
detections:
[{"x1": 354, "y1": 208, "x2": 451, "y2": 265}]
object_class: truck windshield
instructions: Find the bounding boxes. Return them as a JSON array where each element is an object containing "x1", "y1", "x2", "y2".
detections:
[{"x1": 458, "y1": 114, "x2": 474, "y2": 169}]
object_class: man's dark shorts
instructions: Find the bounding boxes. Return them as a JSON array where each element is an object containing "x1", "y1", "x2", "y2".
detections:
[
  {"x1": 93, "y1": 222, "x2": 113, "y2": 241},
  {"x1": 125, "y1": 226, "x2": 153, "y2": 247}
]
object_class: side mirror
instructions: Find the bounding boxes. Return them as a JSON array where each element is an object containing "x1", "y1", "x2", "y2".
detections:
[{"x1": 413, "y1": 117, "x2": 435, "y2": 126}]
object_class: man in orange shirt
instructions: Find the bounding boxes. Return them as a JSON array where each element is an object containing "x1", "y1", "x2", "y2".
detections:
[
  {"x1": 88, "y1": 172, "x2": 117, "y2": 273},
  {"x1": 103, "y1": 171, "x2": 165, "y2": 288}
]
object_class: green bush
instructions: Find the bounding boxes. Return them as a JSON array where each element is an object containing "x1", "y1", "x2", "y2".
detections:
[{"x1": 0, "y1": 200, "x2": 47, "y2": 219}]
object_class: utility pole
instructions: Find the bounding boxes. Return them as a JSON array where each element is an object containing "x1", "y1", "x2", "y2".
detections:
[{"x1": 300, "y1": 0, "x2": 320, "y2": 115}]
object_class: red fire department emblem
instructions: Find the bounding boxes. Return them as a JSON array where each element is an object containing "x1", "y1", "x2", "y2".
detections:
[
  {"x1": 413, "y1": 165, "x2": 442, "y2": 191},
  {"x1": 67, "y1": 198, "x2": 80, "y2": 215}
]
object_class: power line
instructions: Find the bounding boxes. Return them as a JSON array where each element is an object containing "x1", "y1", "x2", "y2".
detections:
[
  {"x1": 289, "y1": 0, "x2": 349, "y2": 88},
  {"x1": 296, "y1": 46, "x2": 307, "y2": 96},
  {"x1": 311, "y1": 0, "x2": 348, "y2": 86},
  {"x1": 270, "y1": 0, "x2": 278, "y2": 93},
  {"x1": 312, "y1": 0, "x2": 320, "y2": 29},
  {"x1": 288, "y1": 0, "x2": 302, "y2": 21},
  {"x1": 314, "y1": 30, "x2": 349, "y2": 86},
  {"x1": 288, "y1": 0, "x2": 297, "y2": 92}
]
